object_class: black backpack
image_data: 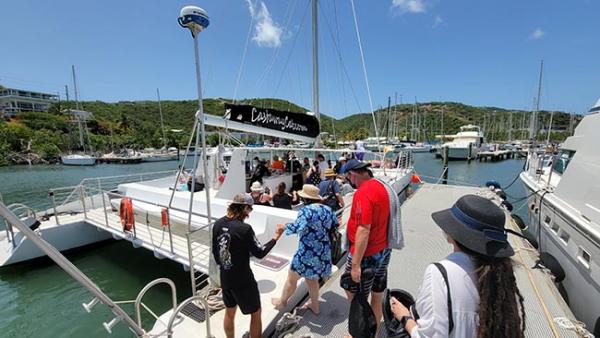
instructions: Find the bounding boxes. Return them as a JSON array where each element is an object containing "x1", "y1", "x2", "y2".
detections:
[{"x1": 323, "y1": 180, "x2": 340, "y2": 211}]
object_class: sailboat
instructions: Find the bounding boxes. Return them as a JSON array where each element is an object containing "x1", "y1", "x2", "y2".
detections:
[
  {"x1": 140, "y1": 89, "x2": 179, "y2": 162},
  {"x1": 61, "y1": 65, "x2": 97, "y2": 166}
]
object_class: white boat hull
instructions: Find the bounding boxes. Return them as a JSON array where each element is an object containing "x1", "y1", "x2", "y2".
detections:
[
  {"x1": 445, "y1": 146, "x2": 478, "y2": 160},
  {"x1": 61, "y1": 155, "x2": 97, "y2": 166},
  {"x1": 141, "y1": 154, "x2": 178, "y2": 162},
  {"x1": 0, "y1": 218, "x2": 111, "y2": 267},
  {"x1": 521, "y1": 173, "x2": 600, "y2": 334}
]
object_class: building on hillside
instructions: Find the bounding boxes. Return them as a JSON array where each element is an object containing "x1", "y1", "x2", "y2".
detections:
[{"x1": 0, "y1": 87, "x2": 59, "y2": 117}]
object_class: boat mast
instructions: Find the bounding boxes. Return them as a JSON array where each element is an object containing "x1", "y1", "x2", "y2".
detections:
[
  {"x1": 529, "y1": 60, "x2": 543, "y2": 143},
  {"x1": 157, "y1": 88, "x2": 167, "y2": 149},
  {"x1": 71, "y1": 65, "x2": 85, "y2": 152},
  {"x1": 312, "y1": 0, "x2": 321, "y2": 147}
]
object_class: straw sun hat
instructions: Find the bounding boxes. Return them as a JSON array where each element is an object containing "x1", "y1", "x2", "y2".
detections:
[{"x1": 297, "y1": 184, "x2": 323, "y2": 201}]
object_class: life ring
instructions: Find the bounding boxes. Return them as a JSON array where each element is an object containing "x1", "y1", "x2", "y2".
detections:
[
  {"x1": 119, "y1": 197, "x2": 135, "y2": 232},
  {"x1": 160, "y1": 208, "x2": 169, "y2": 228}
]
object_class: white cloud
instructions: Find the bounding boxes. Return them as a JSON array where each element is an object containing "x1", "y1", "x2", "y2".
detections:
[
  {"x1": 245, "y1": 1, "x2": 283, "y2": 48},
  {"x1": 529, "y1": 28, "x2": 546, "y2": 40},
  {"x1": 433, "y1": 15, "x2": 443, "y2": 28},
  {"x1": 392, "y1": 0, "x2": 427, "y2": 13}
]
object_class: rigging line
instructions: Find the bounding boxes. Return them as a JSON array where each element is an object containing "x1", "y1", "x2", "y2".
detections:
[
  {"x1": 272, "y1": 1, "x2": 311, "y2": 98},
  {"x1": 332, "y1": 0, "x2": 349, "y2": 117},
  {"x1": 232, "y1": 0, "x2": 260, "y2": 103},
  {"x1": 349, "y1": 0, "x2": 379, "y2": 143},
  {"x1": 318, "y1": 1, "x2": 363, "y2": 113},
  {"x1": 255, "y1": 0, "x2": 299, "y2": 89}
]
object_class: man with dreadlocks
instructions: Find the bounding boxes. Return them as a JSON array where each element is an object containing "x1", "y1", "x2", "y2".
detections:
[
  {"x1": 388, "y1": 194, "x2": 526, "y2": 338},
  {"x1": 212, "y1": 193, "x2": 285, "y2": 338}
]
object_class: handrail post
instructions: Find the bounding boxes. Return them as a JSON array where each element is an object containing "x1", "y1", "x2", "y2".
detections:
[
  {"x1": 79, "y1": 185, "x2": 87, "y2": 219},
  {"x1": 167, "y1": 213, "x2": 174, "y2": 254},
  {"x1": 134, "y1": 278, "x2": 178, "y2": 327},
  {"x1": 49, "y1": 190, "x2": 60, "y2": 225},
  {"x1": 186, "y1": 232, "x2": 197, "y2": 294},
  {"x1": 167, "y1": 295, "x2": 214, "y2": 338},
  {"x1": 101, "y1": 190, "x2": 109, "y2": 228}
]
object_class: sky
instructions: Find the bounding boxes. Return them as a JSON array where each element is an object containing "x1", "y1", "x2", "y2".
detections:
[{"x1": 0, "y1": 0, "x2": 598, "y2": 118}]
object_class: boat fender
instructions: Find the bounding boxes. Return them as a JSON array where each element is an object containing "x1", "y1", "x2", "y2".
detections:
[
  {"x1": 594, "y1": 316, "x2": 600, "y2": 337},
  {"x1": 160, "y1": 208, "x2": 169, "y2": 228},
  {"x1": 522, "y1": 230, "x2": 538, "y2": 249},
  {"x1": 511, "y1": 214, "x2": 527, "y2": 231},
  {"x1": 411, "y1": 174, "x2": 422, "y2": 184},
  {"x1": 495, "y1": 190, "x2": 507, "y2": 200},
  {"x1": 538, "y1": 252, "x2": 566, "y2": 283},
  {"x1": 501, "y1": 200, "x2": 513, "y2": 212},
  {"x1": 485, "y1": 180, "x2": 501, "y2": 190},
  {"x1": 119, "y1": 197, "x2": 135, "y2": 232}
]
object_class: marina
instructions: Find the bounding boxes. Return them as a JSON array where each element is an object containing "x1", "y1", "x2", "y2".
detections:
[{"x1": 1, "y1": 1, "x2": 598, "y2": 337}]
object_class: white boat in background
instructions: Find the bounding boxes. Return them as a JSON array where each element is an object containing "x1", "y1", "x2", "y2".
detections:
[
  {"x1": 61, "y1": 154, "x2": 97, "y2": 166},
  {"x1": 140, "y1": 147, "x2": 179, "y2": 162},
  {"x1": 440, "y1": 124, "x2": 484, "y2": 160},
  {"x1": 399, "y1": 142, "x2": 432, "y2": 153},
  {"x1": 520, "y1": 98, "x2": 600, "y2": 336}
]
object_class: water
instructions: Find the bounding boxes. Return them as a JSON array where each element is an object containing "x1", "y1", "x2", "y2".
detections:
[{"x1": 0, "y1": 154, "x2": 528, "y2": 337}]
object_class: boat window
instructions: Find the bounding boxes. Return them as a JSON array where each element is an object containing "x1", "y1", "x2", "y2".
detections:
[
  {"x1": 558, "y1": 230, "x2": 570, "y2": 245},
  {"x1": 577, "y1": 247, "x2": 591, "y2": 269},
  {"x1": 552, "y1": 150, "x2": 575, "y2": 175}
]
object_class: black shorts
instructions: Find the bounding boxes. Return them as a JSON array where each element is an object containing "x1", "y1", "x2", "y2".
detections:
[
  {"x1": 222, "y1": 283, "x2": 261, "y2": 315},
  {"x1": 341, "y1": 248, "x2": 392, "y2": 295}
]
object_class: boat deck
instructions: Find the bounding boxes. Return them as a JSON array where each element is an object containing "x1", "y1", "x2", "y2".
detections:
[
  {"x1": 85, "y1": 205, "x2": 211, "y2": 272},
  {"x1": 291, "y1": 183, "x2": 579, "y2": 337}
]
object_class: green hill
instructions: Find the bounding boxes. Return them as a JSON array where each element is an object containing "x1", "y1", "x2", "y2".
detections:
[{"x1": 0, "y1": 97, "x2": 581, "y2": 166}]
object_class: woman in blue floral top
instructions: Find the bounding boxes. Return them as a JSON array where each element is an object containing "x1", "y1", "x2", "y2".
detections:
[{"x1": 272, "y1": 184, "x2": 338, "y2": 314}]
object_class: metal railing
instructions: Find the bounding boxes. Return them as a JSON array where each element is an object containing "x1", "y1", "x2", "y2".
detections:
[
  {"x1": 166, "y1": 295, "x2": 213, "y2": 338},
  {"x1": 0, "y1": 201, "x2": 146, "y2": 337}
]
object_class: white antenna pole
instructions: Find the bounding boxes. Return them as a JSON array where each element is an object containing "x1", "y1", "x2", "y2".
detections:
[
  {"x1": 312, "y1": 0, "x2": 321, "y2": 147},
  {"x1": 530, "y1": 60, "x2": 543, "y2": 143}
]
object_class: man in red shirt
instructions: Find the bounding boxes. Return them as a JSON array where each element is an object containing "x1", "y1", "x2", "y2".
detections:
[{"x1": 341, "y1": 159, "x2": 391, "y2": 332}]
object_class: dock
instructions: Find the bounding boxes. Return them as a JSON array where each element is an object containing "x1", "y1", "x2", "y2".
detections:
[
  {"x1": 477, "y1": 149, "x2": 516, "y2": 161},
  {"x1": 290, "y1": 183, "x2": 580, "y2": 338}
]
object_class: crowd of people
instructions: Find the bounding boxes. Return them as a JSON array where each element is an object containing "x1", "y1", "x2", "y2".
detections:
[{"x1": 212, "y1": 154, "x2": 526, "y2": 338}]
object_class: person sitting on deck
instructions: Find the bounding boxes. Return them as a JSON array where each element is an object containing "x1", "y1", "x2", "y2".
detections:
[
  {"x1": 271, "y1": 155, "x2": 285, "y2": 173},
  {"x1": 387, "y1": 195, "x2": 526, "y2": 338},
  {"x1": 271, "y1": 182, "x2": 294, "y2": 210},
  {"x1": 271, "y1": 184, "x2": 338, "y2": 314},
  {"x1": 250, "y1": 157, "x2": 270, "y2": 184},
  {"x1": 212, "y1": 193, "x2": 285, "y2": 338},
  {"x1": 250, "y1": 181, "x2": 272, "y2": 206}
]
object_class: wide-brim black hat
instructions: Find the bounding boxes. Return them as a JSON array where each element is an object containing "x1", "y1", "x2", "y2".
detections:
[{"x1": 431, "y1": 194, "x2": 514, "y2": 258}]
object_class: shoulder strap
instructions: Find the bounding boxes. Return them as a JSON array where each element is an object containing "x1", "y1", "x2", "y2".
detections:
[{"x1": 433, "y1": 262, "x2": 454, "y2": 334}]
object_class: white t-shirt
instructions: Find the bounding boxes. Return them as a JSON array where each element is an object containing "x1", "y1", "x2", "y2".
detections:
[
  {"x1": 318, "y1": 160, "x2": 329, "y2": 179},
  {"x1": 410, "y1": 251, "x2": 480, "y2": 338},
  {"x1": 355, "y1": 140, "x2": 365, "y2": 151}
]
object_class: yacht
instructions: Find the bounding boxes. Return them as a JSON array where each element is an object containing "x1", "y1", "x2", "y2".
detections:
[
  {"x1": 61, "y1": 154, "x2": 97, "y2": 166},
  {"x1": 520, "y1": 98, "x2": 600, "y2": 336},
  {"x1": 439, "y1": 124, "x2": 484, "y2": 160}
]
